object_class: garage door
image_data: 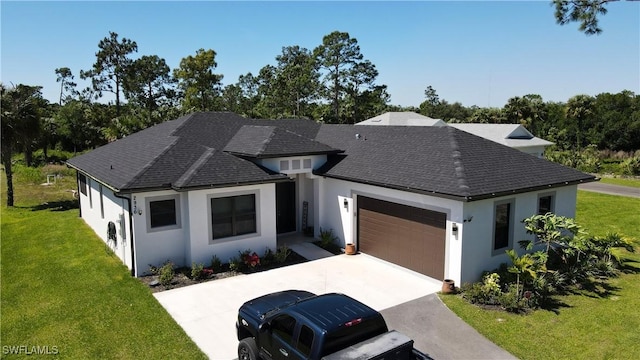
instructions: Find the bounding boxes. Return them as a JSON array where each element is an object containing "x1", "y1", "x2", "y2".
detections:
[{"x1": 358, "y1": 196, "x2": 446, "y2": 280}]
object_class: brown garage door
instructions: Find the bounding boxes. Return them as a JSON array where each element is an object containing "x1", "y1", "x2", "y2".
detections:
[{"x1": 358, "y1": 196, "x2": 446, "y2": 279}]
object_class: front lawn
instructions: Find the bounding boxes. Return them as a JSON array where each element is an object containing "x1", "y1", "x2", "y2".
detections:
[
  {"x1": 0, "y1": 168, "x2": 206, "y2": 359},
  {"x1": 440, "y1": 191, "x2": 640, "y2": 359}
]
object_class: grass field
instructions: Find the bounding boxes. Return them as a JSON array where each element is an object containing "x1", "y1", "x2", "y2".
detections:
[
  {"x1": 1, "y1": 167, "x2": 206, "y2": 359},
  {"x1": 598, "y1": 176, "x2": 640, "y2": 188},
  {"x1": 440, "y1": 191, "x2": 640, "y2": 359}
]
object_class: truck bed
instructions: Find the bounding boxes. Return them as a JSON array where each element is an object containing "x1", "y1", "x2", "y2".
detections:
[{"x1": 321, "y1": 330, "x2": 414, "y2": 360}]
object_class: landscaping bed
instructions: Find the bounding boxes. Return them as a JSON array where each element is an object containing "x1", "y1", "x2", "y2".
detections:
[{"x1": 140, "y1": 249, "x2": 308, "y2": 292}]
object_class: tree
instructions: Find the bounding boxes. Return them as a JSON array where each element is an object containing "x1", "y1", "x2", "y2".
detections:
[
  {"x1": 314, "y1": 31, "x2": 363, "y2": 123},
  {"x1": 173, "y1": 48, "x2": 224, "y2": 112},
  {"x1": 503, "y1": 95, "x2": 547, "y2": 134},
  {"x1": 1, "y1": 84, "x2": 43, "y2": 206},
  {"x1": 272, "y1": 46, "x2": 320, "y2": 118},
  {"x1": 552, "y1": 0, "x2": 637, "y2": 35},
  {"x1": 55, "y1": 67, "x2": 77, "y2": 105},
  {"x1": 81, "y1": 31, "x2": 138, "y2": 116},
  {"x1": 124, "y1": 55, "x2": 175, "y2": 123},
  {"x1": 566, "y1": 94, "x2": 595, "y2": 150},
  {"x1": 468, "y1": 107, "x2": 506, "y2": 124}
]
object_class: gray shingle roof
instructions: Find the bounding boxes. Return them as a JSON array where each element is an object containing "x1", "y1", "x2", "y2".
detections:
[
  {"x1": 314, "y1": 125, "x2": 594, "y2": 200},
  {"x1": 68, "y1": 112, "x2": 595, "y2": 200},
  {"x1": 224, "y1": 125, "x2": 341, "y2": 158}
]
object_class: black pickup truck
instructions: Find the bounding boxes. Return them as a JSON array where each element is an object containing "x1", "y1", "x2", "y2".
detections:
[{"x1": 236, "y1": 290, "x2": 430, "y2": 360}]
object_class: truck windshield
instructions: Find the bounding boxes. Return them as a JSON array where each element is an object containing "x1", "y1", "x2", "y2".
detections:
[{"x1": 320, "y1": 315, "x2": 388, "y2": 356}]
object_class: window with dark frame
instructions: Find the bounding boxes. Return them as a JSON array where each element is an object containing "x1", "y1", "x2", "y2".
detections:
[
  {"x1": 149, "y1": 199, "x2": 177, "y2": 228},
  {"x1": 79, "y1": 174, "x2": 87, "y2": 195},
  {"x1": 494, "y1": 202, "x2": 511, "y2": 251},
  {"x1": 538, "y1": 195, "x2": 553, "y2": 215},
  {"x1": 211, "y1": 194, "x2": 256, "y2": 240}
]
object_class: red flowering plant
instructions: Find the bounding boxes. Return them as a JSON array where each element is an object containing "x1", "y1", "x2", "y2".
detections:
[{"x1": 241, "y1": 250, "x2": 261, "y2": 269}]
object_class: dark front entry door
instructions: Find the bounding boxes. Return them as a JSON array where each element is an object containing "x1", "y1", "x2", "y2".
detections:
[{"x1": 276, "y1": 182, "x2": 296, "y2": 234}]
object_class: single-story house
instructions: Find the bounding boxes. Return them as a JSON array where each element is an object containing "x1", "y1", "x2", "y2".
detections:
[
  {"x1": 67, "y1": 112, "x2": 596, "y2": 285},
  {"x1": 357, "y1": 112, "x2": 554, "y2": 158}
]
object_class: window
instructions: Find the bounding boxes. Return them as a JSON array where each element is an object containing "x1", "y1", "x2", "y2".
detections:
[
  {"x1": 493, "y1": 200, "x2": 514, "y2": 253},
  {"x1": 292, "y1": 159, "x2": 301, "y2": 170},
  {"x1": 146, "y1": 195, "x2": 181, "y2": 232},
  {"x1": 271, "y1": 314, "x2": 296, "y2": 344},
  {"x1": 150, "y1": 200, "x2": 177, "y2": 228},
  {"x1": 280, "y1": 160, "x2": 289, "y2": 171},
  {"x1": 303, "y1": 159, "x2": 312, "y2": 169},
  {"x1": 79, "y1": 174, "x2": 87, "y2": 196},
  {"x1": 88, "y1": 178, "x2": 93, "y2": 208},
  {"x1": 297, "y1": 325, "x2": 314, "y2": 357},
  {"x1": 538, "y1": 194, "x2": 554, "y2": 215},
  {"x1": 99, "y1": 185, "x2": 104, "y2": 219},
  {"x1": 211, "y1": 194, "x2": 257, "y2": 240}
]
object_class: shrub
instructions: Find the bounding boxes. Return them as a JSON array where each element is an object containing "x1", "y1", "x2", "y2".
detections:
[
  {"x1": 240, "y1": 250, "x2": 260, "y2": 269},
  {"x1": 461, "y1": 273, "x2": 502, "y2": 305},
  {"x1": 274, "y1": 245, "x2": 291, "y2": 264},
  {"x1": 497, "y1": 284, "x2": 530, "y2": 313},
  {"x1": 229, "y1": 256, "x2": 242, "y2": 272},
  {"x1": 620, "y1": 156, "x2": 640, "y2": 175},
  {"x1": 262, "y1": 248, "x2": 275, "y2": 267},
  {"x1": 158, "y1": 261, "x2": 175, "y2": 286},
  {"x1": 319, "y1": 228, "x2": 338, "y2": 248},
  {"x1": 190, "y1": 262, "x2": 205, "y2": 280},
  {"x1": 210, "y1": 255, "x2": 222, "y2": 273}
]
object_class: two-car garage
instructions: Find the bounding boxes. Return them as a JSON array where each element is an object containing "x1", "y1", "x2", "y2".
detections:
[{"x1": 357, "y1": 196, "x2": 447, "y2": 280}]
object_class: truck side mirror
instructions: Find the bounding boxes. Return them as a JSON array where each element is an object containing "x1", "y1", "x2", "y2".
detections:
[{"x1": 258, "y1": 322, "x2": 270, "y2": 333}]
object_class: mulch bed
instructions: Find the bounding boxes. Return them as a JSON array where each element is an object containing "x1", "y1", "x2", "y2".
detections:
[{"x1": 140, "y1": 250, "x2": 308, "y2": 293}]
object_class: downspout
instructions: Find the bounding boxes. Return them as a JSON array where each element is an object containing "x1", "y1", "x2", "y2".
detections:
[
  {"x1": 114, "y1": 192, "x2": 136, "y2": 277},
  {"x1": 76, "y1": 172, "x2": 82, "y2": 218}
]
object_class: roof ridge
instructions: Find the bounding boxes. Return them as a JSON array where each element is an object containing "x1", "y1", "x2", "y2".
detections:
[
  {"x1": 123, "y1": 136, "x2": 179, "y2": 189},
  {"x1": 448, "y1": 127, "x2": 470, "y2": 196},
  {"x1": 174, "y1": 146, "x2": 215, "y2": 188},
  {"x1": 169, "y1": 112, "x2": 197, "y2": 136}
]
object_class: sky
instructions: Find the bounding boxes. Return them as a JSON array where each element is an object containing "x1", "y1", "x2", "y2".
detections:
[{"x1": 1, "y1": 0, "x2": 639, "y2": 108}]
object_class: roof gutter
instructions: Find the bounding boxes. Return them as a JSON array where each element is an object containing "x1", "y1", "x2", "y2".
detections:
[{"x1": 318, "y1": 173, "x2": 598, "y2": 202}]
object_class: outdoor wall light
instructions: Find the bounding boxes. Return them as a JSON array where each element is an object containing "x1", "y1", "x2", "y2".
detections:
[
  {"x1": 343, "y1": 198, "x2": 349, "y2": 210},
  {"x1": 452, "y1": 223, "x2": 458, "y2": 236}
]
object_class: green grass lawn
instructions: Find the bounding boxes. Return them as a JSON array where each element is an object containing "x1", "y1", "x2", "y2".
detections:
[
  {"x1": 1, "y1": 168, "x2": 206, "y2": 359},
  {"x1": 598, "y1": 176, "x2": 640, "y2": 188},
  {"x1": 440, "y1": 191, "x2": 640, "y2": 359}
]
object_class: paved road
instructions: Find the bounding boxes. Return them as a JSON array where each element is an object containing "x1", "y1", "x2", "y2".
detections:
[{"x1": 578, "y1": 182, "x2": 640, "y2": 198}]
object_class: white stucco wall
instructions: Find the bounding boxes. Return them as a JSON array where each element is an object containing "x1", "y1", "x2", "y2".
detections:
[
  {"x1": 459, "y1": 185, "x2": 579, "y2": 284},
  {"x1": 184, "y1": 183, "x2": 277, "y2": 268},
  {"x1": 131, "y1": 190, "x2": 187, "y2": 275},
  {"x1": 316, "y1": 177, "x2": 464, "y2": 283},
  {"x1": 78, "y1": 176, "x2": 132, "y2": 272}
]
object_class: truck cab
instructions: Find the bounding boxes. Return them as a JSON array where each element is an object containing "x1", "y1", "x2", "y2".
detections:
[{"x1": 236, "y1": 290, "x2": 423, "y2": 360}]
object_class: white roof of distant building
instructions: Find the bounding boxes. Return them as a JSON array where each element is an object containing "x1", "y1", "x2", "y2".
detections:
[
  {"x1": 449, "y1": 123, "x2": 554, "y2": 148},
  {"x1": 356, "y1": 112, "x2": 447, "y2": 127}
]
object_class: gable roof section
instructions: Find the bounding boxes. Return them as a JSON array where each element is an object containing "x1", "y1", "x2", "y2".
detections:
[
  {"x1": 356, "y1": 111, "x2": 447, "y2": 127},
  {"x1": 448, "y1": 123, "x2": 553, "y2": 148},
  {"x1": 314, "y1": 125, "x2": 594, "y2": 201},
  {"x1": 224, "y1": 125, "x2": 341, "y2": 158}
]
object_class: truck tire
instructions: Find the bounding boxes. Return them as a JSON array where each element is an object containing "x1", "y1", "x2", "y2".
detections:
[{"x1": 238, "y1": 337, "x2": 259, "y2": 360}]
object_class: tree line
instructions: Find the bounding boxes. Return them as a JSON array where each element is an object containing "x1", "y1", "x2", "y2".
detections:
[{"x1": 2, "y1": 30, "x2": 639, "y2": 206}]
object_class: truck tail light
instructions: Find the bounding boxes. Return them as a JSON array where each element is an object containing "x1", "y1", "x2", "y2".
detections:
[{"x1": 344, "y1": 318, "x2": 362, "y2": 327}]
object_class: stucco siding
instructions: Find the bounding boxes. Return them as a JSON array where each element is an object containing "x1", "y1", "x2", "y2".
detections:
[
  {"x1": 317, "y1": 177, "x2": 463, "y2": 283},
  {"x1": 132, "y1": 190, "x2": 187, "y2": 275},
  {"x1": 459, "y1": 185, "x2": 579, "y2": 284},
  {"x1": 78, "y1": 177, "x2": 132, "y2": 272},
  {"x1": 185, "y1": 183, "x2": 277, "y2": 268}
]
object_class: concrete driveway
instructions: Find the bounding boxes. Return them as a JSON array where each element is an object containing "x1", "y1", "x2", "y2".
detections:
[{"x1": 154, "y1": 253, "x2": 442, "y2": 360}]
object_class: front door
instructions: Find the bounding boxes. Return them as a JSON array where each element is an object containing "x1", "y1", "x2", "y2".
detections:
[{"x1": 276, "y1": 182, "x2": 296, "y2": 234}]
